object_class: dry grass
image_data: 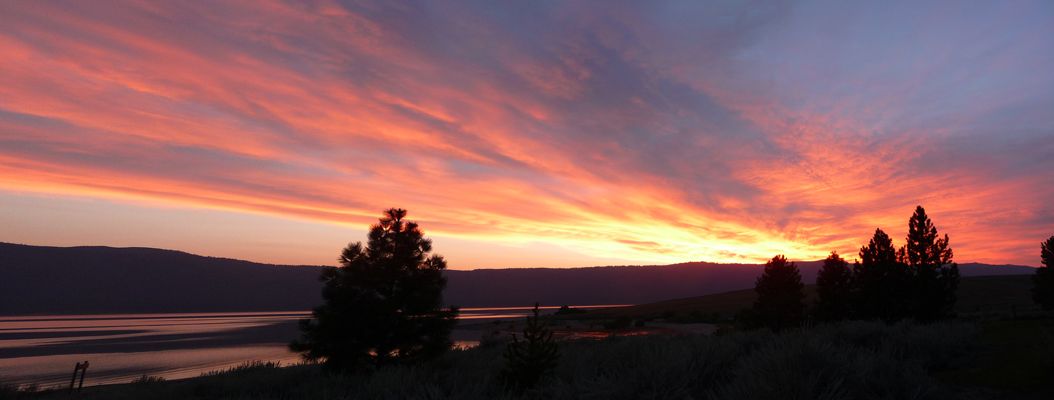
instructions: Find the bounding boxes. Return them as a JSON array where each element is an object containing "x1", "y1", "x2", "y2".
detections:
[{"x1": 11, "y1": 321, "x2": 983, "y2": 400}]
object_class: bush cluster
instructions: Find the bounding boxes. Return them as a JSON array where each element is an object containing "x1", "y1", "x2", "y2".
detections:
[{"x1": 553, "y1": 306, "x2": 587, "y2": 316}]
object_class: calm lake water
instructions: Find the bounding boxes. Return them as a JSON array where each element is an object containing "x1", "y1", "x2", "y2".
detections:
[{"x1": 0, "y1": 306, "x2": 614, "y2": 388}]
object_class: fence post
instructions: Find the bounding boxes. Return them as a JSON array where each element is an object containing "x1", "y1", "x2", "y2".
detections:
[
  {"x1": 69, "y1": 362, "x2": 81, "y2": 394},
  {"x1": 68, "y1": 361, "x2": 89, "y2": 394},
  {"x1": 77, "y1": 361, "x2": 89, "y2": 393}
]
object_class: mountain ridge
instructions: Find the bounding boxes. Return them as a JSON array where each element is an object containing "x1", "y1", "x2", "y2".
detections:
[{"x1": 0, "y1": 242, "x2": 1036, "y2": 315}]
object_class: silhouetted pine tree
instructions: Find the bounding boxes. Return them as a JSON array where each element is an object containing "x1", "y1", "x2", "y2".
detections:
[
  {"x1": 901, "y1": 206, "x2": 959, "y2": 322},
  {"x1": 851, "y1": 229, "x2": 913, "y2": 323},
  {"x1": 290, "y1": 208, "x2": 459, "y2": 373},
  {"x1": 1032, "y1": 236, "x2": 1054, "y2": 311},
  {"x1": 501, "y1": 303, "x2": 560, "y2": 391},
  {"x1": 752, "y1": 255, "x2": 806, "y2": 331},
  {"x1": 814, "y1": 251, "x2": 852, "y2": 322}
]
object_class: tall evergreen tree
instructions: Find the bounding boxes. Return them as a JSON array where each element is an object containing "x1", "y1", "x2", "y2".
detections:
[
  {"x1": 901, "y1": 206, "x2": 959, "y2": 322},
  {"x1": 290, "y1": 208, "x2": 459, "y2": 373},
  {"x1": 851, "y1": 228, "x2": 912, "y2": 323},
  {"x1": 814, "y1": 251, "x2": 852, "y2": 322},
  {"x1": 1032, "y1": 236, "x2": 1054, "y2": 311},
  {"x1": 752, "y1": 255, "x2": 806, "y2": 331}
]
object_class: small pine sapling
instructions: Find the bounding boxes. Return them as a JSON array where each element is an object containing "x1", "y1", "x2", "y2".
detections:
[{"x1": 501, "y1": 303, "x2": 560, "y2": 390}]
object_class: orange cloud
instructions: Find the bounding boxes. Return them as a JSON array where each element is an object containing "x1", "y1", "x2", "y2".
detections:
[{"x1": 1, "y1": 1, "x2": 1051, "y2": 267}]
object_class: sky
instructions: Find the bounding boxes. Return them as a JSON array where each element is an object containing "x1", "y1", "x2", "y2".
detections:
[{"x1": 1, "y1": 1, "x2": 1052, "y2": 269}]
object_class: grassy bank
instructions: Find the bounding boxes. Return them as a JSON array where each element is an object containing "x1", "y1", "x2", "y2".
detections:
[
  {"x1": 4, "y1": 320, "x2": 988, "y2": 400},
  {"x1": 940, "y1": 319, "x2": 1054, "y2": 399}
]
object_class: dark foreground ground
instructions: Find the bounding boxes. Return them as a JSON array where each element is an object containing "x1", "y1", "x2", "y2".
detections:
[
  {"x1": 3, "y1": 318, "x2": 1051, "y2": 400},
  {"x1": 940, "y1": 318, "x2": 1054, "y2": 399}
]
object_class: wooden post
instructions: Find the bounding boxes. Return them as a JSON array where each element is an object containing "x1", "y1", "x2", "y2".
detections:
[
  {"x1": 68, "y1": 361, "x2": 89, "y2": 394},
  {"x1": 77, "y1": 361, "x2": 89, "y2": 393},
  {"x1": 69, "y1": 362, "x2": 81, "y2": 394}
]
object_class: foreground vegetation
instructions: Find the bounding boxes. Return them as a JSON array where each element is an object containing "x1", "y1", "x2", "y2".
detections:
[
  {"x1": 942, "y1": 319, "x2": 1054, "y2": 398},
  {"x1": 5, "y1": 320, "x2": 992, "y2": 400}
]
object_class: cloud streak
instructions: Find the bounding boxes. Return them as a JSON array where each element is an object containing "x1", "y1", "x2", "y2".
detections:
[{"x1": 1, "y1": 0, "x2": 1052, "y2": 266}]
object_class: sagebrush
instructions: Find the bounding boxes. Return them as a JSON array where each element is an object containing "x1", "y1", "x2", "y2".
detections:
[{"x1": 37, "y1": 320, "x2": 979, "y2": 400}]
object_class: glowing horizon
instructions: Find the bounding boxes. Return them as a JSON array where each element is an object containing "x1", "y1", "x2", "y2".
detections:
[{"x1": 1, "y1": 1, "x2": 1052, "y2": 269}]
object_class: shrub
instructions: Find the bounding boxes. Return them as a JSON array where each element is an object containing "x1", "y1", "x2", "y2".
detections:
[
  {"x1": 554, "y1": 305, "x2": 587, "y2": 316},
  {"x1": 479, "y1": 331, "x2": 511, "y2": 349},
  {"x1": 501, "y1": 303, "x2": 560, "y2": 390},
  {"x1": 0, "y1": 384, "x2": 18, "y2": 400},
  {"x1": 131, "y1": 375, "x2": 166, "y2": 385},
  {"x1": 200, "y1": 361, "x2": 282, "y2": 377},
  {"x1": 1042, "y1": 325, "x2": 1054, "y2": 372},
  {"x1": 603, "y1": 316, "x2": 633, "y2": 329}
]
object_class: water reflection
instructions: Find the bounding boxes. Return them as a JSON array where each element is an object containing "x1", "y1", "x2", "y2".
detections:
[
  {"x1": 0, "y1": 306, "x2": 617, "y2": 388},
  {"x1": 0, "y1": 312, "x2": 307, "y2": 351}
]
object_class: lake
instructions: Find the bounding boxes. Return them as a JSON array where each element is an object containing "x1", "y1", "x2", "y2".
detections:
[{"x1": 0, "y1": 306, "x2": 614, "y2": 388}]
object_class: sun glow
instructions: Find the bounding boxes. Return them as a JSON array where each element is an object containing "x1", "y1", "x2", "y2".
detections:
[{"x1": 1, "y1": 1, "x2": 1051, "y2": 268}]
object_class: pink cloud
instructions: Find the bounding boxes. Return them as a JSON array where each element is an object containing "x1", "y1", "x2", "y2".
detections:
[{"x1": 1, "y1": 0, "x2": 1052, "y2": 267}]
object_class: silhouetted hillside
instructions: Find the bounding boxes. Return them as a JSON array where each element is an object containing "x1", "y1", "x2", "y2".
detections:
[
  {"x1": 0, "y1": 242, "x2": 323, "y2": 315},
  {"x1": 0, "y1": 242, "x2": 1037, "y2": 314},
  {"x1": 597, "y1": 274, "x2": 1038, "y2": 318},
  {"x1": 445, "y1": 262, "x2": 805, "y2": 308},
  {"x1": 443, "y1": 261, "x2": 1036, "y2": 308}
]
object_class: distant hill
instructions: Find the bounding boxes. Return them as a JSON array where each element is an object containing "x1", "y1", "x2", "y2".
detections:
[
  {"x1": 596, "y1": 274, "x2": 1039, "y2": 317},
  {"x1": 0, "y1": 242, "x2": 1037, "y2": 315},
  {"x1": 0, "y1": 242, "x2": 323, "y2": 315},
  {"x1": 442, "y1": 261, "x2": 1035, "y2": 308}
]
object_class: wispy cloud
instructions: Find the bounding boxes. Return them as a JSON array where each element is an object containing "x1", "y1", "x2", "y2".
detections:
[{"x1": 1, "y1": 0, "x2": 1052, "y2": 266}]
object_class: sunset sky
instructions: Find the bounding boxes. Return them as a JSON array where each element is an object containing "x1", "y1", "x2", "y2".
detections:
[{"x1": 1, "y1": 1, "x2": 1052, "y2": 269}]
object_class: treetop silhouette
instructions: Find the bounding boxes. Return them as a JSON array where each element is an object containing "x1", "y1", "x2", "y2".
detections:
[
  {"x1": 846, "y1": 206, "x2": 959, "y2": 323},
  {"x1": 815, "y1": 251, "x2": 852, "y2": 322},
  {"x1": 290, "y1": 208, "x2": 459, "y2": 373},
  {"x1": 851, "y1": 228, "x2": 911, "y2": 322},
  {"x1": 859, "y1": 228, "x2": 898, "y2": 266},
  {"x1": 903, "y1": 206, "x2": 954, "y2": 266},
  {"x1": 902, "y1": 206, "x2": 959, "y2": 322},
  {"x1": 751, "y1": 254, "x2": 806, "y2": 331}
]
